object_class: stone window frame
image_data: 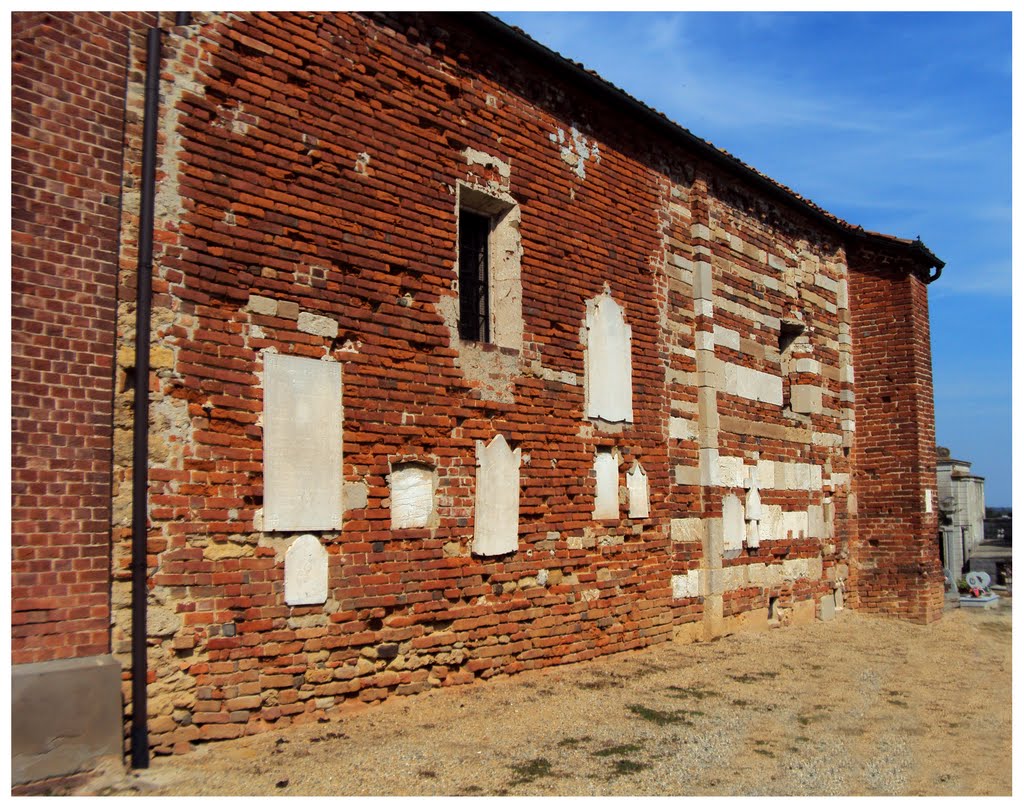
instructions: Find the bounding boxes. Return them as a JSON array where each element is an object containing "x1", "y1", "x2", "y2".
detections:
[{"x1": 454, "y1": 182, "x2": 523, "y2": 352}]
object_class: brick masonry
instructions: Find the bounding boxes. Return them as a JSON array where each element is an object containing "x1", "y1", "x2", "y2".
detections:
[
  {"x1": 12, "y1": 10, "x2": 945, "y2": 761},
  {"x1": 11, "y1": 10, "x2": 158, "y2": 666}
]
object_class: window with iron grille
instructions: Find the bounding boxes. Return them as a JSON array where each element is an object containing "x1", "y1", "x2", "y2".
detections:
[{"x1": 458, "y1": 209, "x2": 491, "y2": 342}]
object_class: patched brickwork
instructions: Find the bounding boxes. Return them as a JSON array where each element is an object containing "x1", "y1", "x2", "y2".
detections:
[{"x1": 11, "y1": 11, "x2": 158, "y2": 665}]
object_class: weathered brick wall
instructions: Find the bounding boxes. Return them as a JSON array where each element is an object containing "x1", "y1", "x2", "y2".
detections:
[
  {"x1": 848, "y1": 247, "x2": 943, "y2": 623},
  {"x1": 104, "y1": 11, "x2": 894, "y2": 755},
  {"x1": 9, "y1": 9, "x2": 942, "y2": 758},
  {"x1": 11, "y1": 10, "x2": 157, "y2": 664}
]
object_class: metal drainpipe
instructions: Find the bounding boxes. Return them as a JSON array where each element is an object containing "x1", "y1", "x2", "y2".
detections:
[
  {"x1": 131, "y1": 9, "x2": 192, "y2": 772},
  {"x1": 130, "y1": 22, "x2": 163, "y2": 772}
]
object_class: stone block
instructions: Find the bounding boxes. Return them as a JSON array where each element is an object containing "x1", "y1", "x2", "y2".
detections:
[
  {"x1": 718, "y1": 455, "x2": 746, "y2": 487},
  {"x1": 722, "y1": 361, "x2": 783, "y2": 406},
  {"x1": 699, "y1": 448, "x2": 720, "y2": 487},
  {"x1": 247, "y1": 294, "x2": 278, "y2": 316},
  {"x1": 819, "y1": 594, "x2": 836, "y2": 622},
  {"x1": 756, "y1": 459, "x2": 776, "y2": 489},
  {"x1": 297, "y1": 311, "x2": 339, "y2": 339},
  {"x1": 693, "y1": 260, "x2": 712, "y2": 299},
  {"x1": 669, "y1": 417, "x2": 697, "y2": 441},
  {"x1": 713, "y1": 325, "x2": 740, "y2": 350},
  {"x1": 473, "y1": 434, "x2": 521, "y2": 555},
  {"x1": 390, "y1": 464, "x2": 435, "y2": 529},
  {"x1": 584, "y1": 291, "x2": 633, "y2": 423},
  {"x1": 263, "y1": 354, "x2": 343, "y2": 532},
  {"x1": 807, "y1": 504, "x2": 825, "y2": 538},
  {"x1": 593, "y1": 450, "x2": 619, "y2": 520},
  {"x1": 12, "y1": 656, "x2": 123, "y2": 785},
  {"x1": 722, "y1": 493, "x2": 744, "y2": 553},
  {"x1": 670, "y1": 517, "x2": 703, "y2": 543},
  {"x1": 703, "y1": 517, "x2": 723, "y2": 561},
  {"x1": 671, "y1": 570, "x2": 701, "y2": 600},
  {"x1": 626, "y1": 462, "x2": 650, "y2": 519},
  {"x1": 790, "y1": 599, "x2": 816, "y2": 626},
  {"x1": 674, "y1": 464, "x2": 700, "y2": 486},
  {"x1": 759, "y1": 504, "x2": 783, "y2": 542},
  {"x1": 782, "y1": 509, "x2": 808, "y2": 540},
  {"x1": 277, "y1": 300, "x2": 300, "y2": 320},
  {"x1": 790, "y1": 385, "x2": 822, "y2": 415},
  {"x1": 285, "y1": 534, "x2": 328, "y2": 606}
]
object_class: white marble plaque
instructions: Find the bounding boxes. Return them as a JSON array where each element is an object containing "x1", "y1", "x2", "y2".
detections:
[
  {"x1": 593, "y1": 450, "x2": 619, "y2": 519},
  {"x1": 759, "y1": 504, "x2": 784, "y2": 543},
  {"x1": 285, "y1": 533, "x2": 328, "y2": 606},
  {"x1": 263, "y1": 354, "x2": 342, "y2": 531},
  {"x1": 391, "y1": 464, "x2": 434, "y2": 529},
  {"x1": 722, "y1": 493, "x2": 744, "y2": 553},
  {"x1": 626, "y1": 462, "x2": 650, "y2": 519},
  {"x1": 584, "y1": 291, "x2": 634, "y2": 423},
  {"x1": 473, "y1": 434, "x2": 521, "y2": 556}
]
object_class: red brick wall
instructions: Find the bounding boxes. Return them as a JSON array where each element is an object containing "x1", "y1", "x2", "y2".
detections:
[
  {"x1": 12, "y1": 9, "x2": 943, "y2": 755},
  {"x1": 848, "y1": 248, "x2": 944, "y2": 623},
  {"x1": 11, "y1": 11, "x2": 156, "y2": 664}
]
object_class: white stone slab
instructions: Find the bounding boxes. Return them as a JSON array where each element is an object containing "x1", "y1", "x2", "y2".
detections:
[
  {"x1": 791, "y1": 385, "x2": 822, "y2": 415},
  {"x1": 593, "y1": 450, "x2": 620, "y2": 520},
  {"x1": 284, "y1": 534, "x2": 328, "y2": 606},
  {"x1": 782, "y1": 510, "x2": 809, "y2": 540},
  {"x1": 744, "y1": 468, "x2": 763, "y2": 521},
  {"x1": 584, "y1": 291, "x2": 633, "y2": 423},
  {"x1": 924, "y1": 488, "x2": 933, "y2": 513},
  {"x1": 713, "y1": 325, "x2": 740, "y2": 350},
  {"x1": 699, "y1": 448, "x2": 720, "y2": 487},
  {"x1": 669, "y1": 417, "x2": 697, "y2": 441},
  {"x1": 722, "y1": 493, "x2": 744, "y2": 553},
  {"x1": 759, "y1": 505, "x2": 783, "y2": 542},
  {"x1": 390, "y1": 464, "x2": 435, "y2": 529},
  {"x1": 671, "y1": 517, "x2": 703, "y2": 543},
  {"x1": 473, "y1": 434, "x2": 521, "y2": 555},
  {"x1": 263, "y1": 354, "x2": 342, "y2": 532},
  {"x1": 718, "y1": 455, "x2": 746, "y2": 487},
  {"x1": 672, "y1": 570, "x2": 701, "y2": 600},
  {"x1": 807, "y1": 504, "x2": 825, "y2": 538},
  {"x1": 722, "y1": 361, "x2": 783, "y2": 406},
  {"x1": 626, "y1": 462, "x2": 650, "y2": 519},
  {"x1": 756, "y1": 459, "x2": 776, "y2": 490},
  {"x1": 745, "y1": 520, "x2": 760, "y2": 549}
]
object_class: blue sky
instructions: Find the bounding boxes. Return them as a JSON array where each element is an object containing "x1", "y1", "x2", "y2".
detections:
[{"x1": 495, "y1": 10, "x2": 1013, "y2": 505}]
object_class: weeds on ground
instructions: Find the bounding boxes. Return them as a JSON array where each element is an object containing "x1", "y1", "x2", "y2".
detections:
[
  {"x1": 667, "y1": 685, "x2": 719, "y2": 700},
  {"x1": 508, "y1": 757, "x2": 555, "y2": 786},
  {"x1": 627, "y1": 703, "x2": 700, "y2": 726},
  {"x1": 796, "y1": 709, "x2": 829, "y2": 726},
  {"x1": 592, "y1": 743, "x2": 643, "y2": 757},
  {"x1": 728, "y1": 671, "x2": 779, "y2": 684},
  {"x1": 609, "y1": 759, "x2": 648, "y2": 777}
]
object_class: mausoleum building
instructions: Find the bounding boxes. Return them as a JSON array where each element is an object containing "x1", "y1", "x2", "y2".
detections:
[{"x1": 11, "y1": 11, "x2": 945, "y2": 784}]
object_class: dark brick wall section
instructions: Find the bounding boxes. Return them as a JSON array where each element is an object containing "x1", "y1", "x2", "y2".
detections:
[
  {"x1": 848, "y1": 249, "x2": 944, "y2": 623},
  {"x1": 11, "y1": 11, "x2": 156, "y2": 664}
]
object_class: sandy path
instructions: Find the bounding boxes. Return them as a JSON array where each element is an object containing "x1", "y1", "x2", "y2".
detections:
[{"x1": 84, "y1": 597, "x2": 1012, "y2": 797}]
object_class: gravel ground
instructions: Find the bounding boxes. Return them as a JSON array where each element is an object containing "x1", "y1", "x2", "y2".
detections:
[{"x1": 84, "y1": 596, "x2": 1012, "y2": 797}]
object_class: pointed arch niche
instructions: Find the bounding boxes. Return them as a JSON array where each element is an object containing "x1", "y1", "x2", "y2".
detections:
[{"x1": 584, "y1": 289, "x2": 634, "y2": 423}]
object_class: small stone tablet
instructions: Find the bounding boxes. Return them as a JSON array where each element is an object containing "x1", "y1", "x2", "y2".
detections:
[{"x1": 284, "y1": 533, "x2": 328, "y2": 606}]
